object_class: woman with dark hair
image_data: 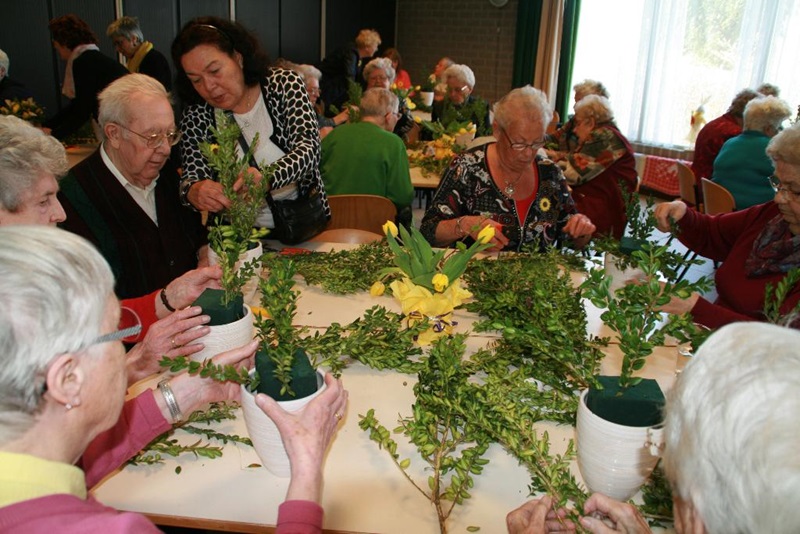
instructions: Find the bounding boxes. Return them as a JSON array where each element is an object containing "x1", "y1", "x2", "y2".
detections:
[
  {"x1": 172, "y1": 16, "x2": 329, "y2": 228},
  {"x1": 383, "y1": 48, "x2": 411, "y2": 89},
  {"x1": 43, "y1": 14, "x2": 128, "y2": 141}
]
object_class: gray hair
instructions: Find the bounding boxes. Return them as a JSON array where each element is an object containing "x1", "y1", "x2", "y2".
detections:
[
  {"x1": 756, "y1": 83, "x2": 780, "y2": 97},
  {"x1": 574, "y1": 94, "x2": 614, "y2": 124},
  {"x1": 0, "y1": 226, "x2": 113, "y2": 445},
  {"x1": 573, "y1": 79, "x2": 609, "y2": 99},
  {"x1": 293, "y1": 63, "x2": 322, "y2": 82},
  {"x1": 360, "y1": 87, "x2": 398, "y2": 118},
  {"x1": 743, "y1": 95, "x2": 792, "y2": 133},
  {"x1": 98, "y1": 73, "x2": 170, "y2": 127},
  {"x1": 493, "y1": 85, "x2": 553, "y2": 132},
  {"x1": 355, "y1": 29, "x2": 381, "y2": 50},
  {"x1": 363, "y1": 57, "x2": 395, "y2": 83},
  {"x1": 106, "y1": 16, "x2": 144, "y2": 44},
  {"x1": 0, "y1": 49, "x2": 8, "y2": 78},
  {"x1": 663, "y1": 322, "x2": 800, "y2": 533},
  {"x1": 0, "y1": 116, "x2": 68, "y2": 212},
  {"x1": 727, "y1": 88, "x2": 760, "y2": 118},
  {"x1": 766, "y1": 122, "x2": 800, "y2": 166},
  {"x1": 443, "y1": 64, "x2": 476, "y2": 90}
]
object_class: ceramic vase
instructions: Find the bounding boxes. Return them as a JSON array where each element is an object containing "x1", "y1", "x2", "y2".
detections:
[
  {"x1": 603, "y1": 252, "x2": 645, "y2": 295},
  {"x1": 420, "y1": 91, "x2": 434, "y2": 107},
  {"x1": 190, "y1": 305, "x2": 254, "y2": 362},
  {"x1": 575, "y1": 389, "x2": 664, "y2": 501},
  {"x1": 208, "y1": 241, "x2": 263, "y2": 303},
  {"x1": 240, "y1": 369, "x2": 327, "y2": 477}
]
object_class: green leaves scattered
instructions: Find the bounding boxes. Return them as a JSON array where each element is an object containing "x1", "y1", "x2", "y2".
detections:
[
  {"x1": 291, "y1": 241, "x2": 394, "y2": 294},
  {"x1": 764, "y1": 267, "x2": 800, "y2": 325}
]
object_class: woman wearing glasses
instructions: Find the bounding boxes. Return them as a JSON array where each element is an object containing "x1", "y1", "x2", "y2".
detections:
[
  {"x1": 546, "y1": 94, "x2": 637, "y2": 240},
  {"x1": 421, "y1": 86, "x2": 595, "y2": 251},
  {"x1": 0, "y1": 226, "x2": 347, "y2": 532},
  {"x1": 362, "y1": 58, "x2": 414, "y2": 140},
  {"x1": 430, "y1": 64, "x2": 491, "y2": 137},
  {"x1": 654, "y1": 123, "x2": 800, "y2": 329}
]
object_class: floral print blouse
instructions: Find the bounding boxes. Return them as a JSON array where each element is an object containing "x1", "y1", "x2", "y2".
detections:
[
  {"x1": 561, "y1": 121, "x2": 629, "y2": 186},
  {"x1": 420, "y1": 144, "x2": 578, "y2": 251}
]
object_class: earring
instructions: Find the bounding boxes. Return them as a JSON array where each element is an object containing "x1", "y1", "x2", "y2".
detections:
[{"x1": 65, "y1": 403, "x2": 72, "y2": 410}]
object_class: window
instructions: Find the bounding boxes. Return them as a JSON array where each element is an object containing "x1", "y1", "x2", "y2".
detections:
[{"x1": 571, "y1": 0, "x2": 800, "y2": 148}]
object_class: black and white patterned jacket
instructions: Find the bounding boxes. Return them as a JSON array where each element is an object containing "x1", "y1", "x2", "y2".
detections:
[{"x1": 178, "y1": 68, "x2": 329, "y2": 218}]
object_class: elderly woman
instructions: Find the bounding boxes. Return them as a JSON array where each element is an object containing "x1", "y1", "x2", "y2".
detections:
[
  {"x1": 106, "y1": 16, "x2": 171, "y2": 90},
  {"x1": 363, "y1": 57, "x2": 414, "y2": 140},
  {"x1": 431, "y1": 64, "x2": 491, "y2": 136},
  {"x1": 420, "y1": 86, "x2": 595, "y2": 252},
  {"x1": 507, "y1": 322, "x2": 800, "y2": 534},
  {"x1": 0, "y1": 114, "x2": 221, "y2": 383},
  {"x1": 0, "y1": 226, "x2": 347, "y2": 532},
  {"x1": 431, "y1": 56, "x2": 454, "y2": 103},
  {"x1": 172, "y1": 16, "x2": 329, "y2": 229},
  {"x1": 550, "y1": 94, "x2": 637, "y2": 240},
  {"x1": 547, "y1": 79, "x2": 609, "y2": 154},
  {"x1": 289, "y1": 63, "x2": 349, "y2": 137},
  {"x1": 712, "y1": 95, "x2": 792, "y2": 209},
  {"x1": 691, "y1": 88, "x2": 761, "y2": 185},
  {"x1": 43, "y1": 14, "x2": 128, "y2": 141},
  {"x1": 318, "y1": 28, "x2": 381, "y2": 111},
  {"x1": 652, "y1": 122, "x2": 800, "y2": 329}
]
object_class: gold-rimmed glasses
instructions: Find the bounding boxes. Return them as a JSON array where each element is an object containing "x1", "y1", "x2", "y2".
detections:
[{"x1": 115, "y1": 123, "x2": 182, "y2": 149}]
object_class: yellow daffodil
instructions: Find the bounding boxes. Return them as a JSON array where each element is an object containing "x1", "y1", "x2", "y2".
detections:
[
  {"x1": 382, "y1": 220, "x2": 398, "y2": 238},
  {"x1": 406, "y1": 97, "x2": 416, "y2": 110},
  {"x1": 539, "y1": 198, "x2": 551, "y2": 212},
  {"x1": 414, "y1": 115, "x2": 422, "y2": 124},
  {"x1": 369, "y1": 281, "x2": 386, "y2": 296},
  {"x1": 391, "y1": 83, "x2": 397, "y2": 90},
  {"x1": 432, "y1": 273, "x2": 449, "y2": 292},
  {"x1": 477, "y1": 225, "x2": 495, "y2": 244},
  {"x1": 209, "y1": 143, "x2": 220, "y2": 154}
]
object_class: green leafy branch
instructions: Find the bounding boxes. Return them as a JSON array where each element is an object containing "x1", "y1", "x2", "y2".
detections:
[
  {"x1": 764, "y1": 267, "x2": 800, "y2": 324},
  {"x1": 291, "y1": 241, "x2": 393, "y2": 294},
  {"x1": 159, "y1": 355, "x2": 254, "y2": 388}
]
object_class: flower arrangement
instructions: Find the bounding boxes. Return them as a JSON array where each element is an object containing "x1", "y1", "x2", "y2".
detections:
[
  {"x1": 0, "y1": 97, "x2": 45, "y2": 124},
  {"x1": 391, "y1": 83, "x2": 416, "y2": 111},
  {"x1": 372, "y1": 221, "x2": 494, "y2": 344}
]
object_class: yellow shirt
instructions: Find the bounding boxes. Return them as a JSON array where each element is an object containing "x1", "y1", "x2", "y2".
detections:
[{"x1": 0, "y1": 451, "x2": 85, "y2": 507}]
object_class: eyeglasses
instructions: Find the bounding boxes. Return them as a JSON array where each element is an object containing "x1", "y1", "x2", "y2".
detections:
[
  {"x1": 368, "y1": 75, "x2": 390, "y2": 84},
  {"x1": 307, "y1": 86, "x2": 321, "y2": 96},
  {"x1": 448, "y1": 84, "x2": 470, "y2": 95},
  {"x1": 500, "y1": 127, "x2": 545, "y2": 152},
  {"x1": 115, "y1": 123, "x2": 182, "y2": 149},
  {"x1": 768, "y1": 175, "x2": 800, "y2": 202}
]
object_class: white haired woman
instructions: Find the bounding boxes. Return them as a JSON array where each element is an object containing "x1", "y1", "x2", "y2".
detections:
[
  {"x1": 430, "y1": 63, "x2": 491, "y2": 136},
  {"x1": 652, "y1": 122, "x2": 800, "y2": 329},
  {"x1": 106, "y1": 16, "x2": 171, "y2": 90},
  {"x1": 362, "y1": 57, "x2": 413, "y2": 139},
  {"x1": 551, "y1": 94, "x2": 637, "y2": 240},
  {"x1": 712, "y1": 95, "x2": 793, "y2": 209},
  {"x1": 546, "y1": 79, "x2": 609, "y2": 154},
  {"x1": 507, "y1": 322, "x2": 800, "y2": 533},
  {"x1": 420, "y1": 86, "x2": 595, "y2": 252},
  {"x1": 0, "y1": 225, "x2": 347, "y2": 532},
  {"x1": 291, "y1": 63, "x2": 349, "y2": 136}
]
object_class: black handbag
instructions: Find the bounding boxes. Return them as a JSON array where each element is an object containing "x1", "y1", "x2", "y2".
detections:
[{"x1": 266, "y1": 186, "x2": 328, "y2": 245}]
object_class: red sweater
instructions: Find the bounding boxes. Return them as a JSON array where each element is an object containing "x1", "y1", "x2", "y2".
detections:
[
  {"x1": 691, "y1": 112, "x2": 741, "y2": 187},
  {"x1": 679, "y1": 202, "x2": 800, "y2": 328}
]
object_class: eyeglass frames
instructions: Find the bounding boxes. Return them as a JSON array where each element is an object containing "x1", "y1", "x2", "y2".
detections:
[
  {"x1": 768, "y1": 175, "x2": 800, "y2": 202},
  {"x1": 499, "y1": 127, "x2": 545, "y2": 152},
  {"x1": 115, "y1": 123, "x2": 182, "y2": 149}
]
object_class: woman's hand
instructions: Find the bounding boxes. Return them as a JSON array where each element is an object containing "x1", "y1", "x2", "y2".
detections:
[
  {"x1": 256, "y1": 373, "x2": 348, "y2": 503},
  {"x1": 333, "y1": 107, "x2": 350, "y2": 126},
  {"x1": 462, "y1": 216, "x2": 509, "y2": 250},
  {"x1": 545, "y1": 149, "x2": 566, "y2": 162},
  {"x1": 507, "y1": 496, "x2": 576, "y2": 533},
  {"x1": 233, "y1": 166, "x2": 266, "y2": 195},
  {"x1": 564, "y1": 214, "x2": 596, "y2": 249},
  {"x1": 187, "y1": 179, "x2": 231, "y2": 212},
  {"x1": 579, "y1": 493, "x2": 652, "y2": 534},
  {"x1": 126, "y1": 306, "x2": 211, "y2": 385},
  {"x1": 653, "y1": 200, "x2": 688, "y2": 232},
  {"x1": 158, "y1": 265, "x2": 222, "y2": 318}
]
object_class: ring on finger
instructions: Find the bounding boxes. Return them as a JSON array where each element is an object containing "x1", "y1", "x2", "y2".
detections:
[
  {"x1": 334, "y1": 412, "x2": 343, "y2": 421},
  {"x1": 170, "y1": 337, "x2": 177, "y2": 348}
]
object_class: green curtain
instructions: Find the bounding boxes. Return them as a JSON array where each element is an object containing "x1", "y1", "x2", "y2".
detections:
[
  {"x1": 512, "y1": 0, "x2": 543, "y2": 88},
  {"x1": 554, "y1": 0, "x2": 582, "y2": 121}
]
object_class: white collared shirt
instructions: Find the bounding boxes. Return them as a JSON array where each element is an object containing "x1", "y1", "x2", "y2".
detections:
[{"x1": 101, "y1": 144, "x2": 159, "y2": 224}]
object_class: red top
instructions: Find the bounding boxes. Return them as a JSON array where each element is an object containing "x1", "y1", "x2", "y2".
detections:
[
  {"x1": 120, "y1": 290, "x2": 160, "y2": 342},
  {"x1": 691, "y1": 112, "x2": 741, "y2": 187},
  {"x1": 394, "y1": 69, "x2": 412, "y2": 89}
]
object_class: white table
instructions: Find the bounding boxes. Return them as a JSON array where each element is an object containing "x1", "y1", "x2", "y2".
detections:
[{"x1": 93, "y1": 244, "x2": 678, "y2": 533}]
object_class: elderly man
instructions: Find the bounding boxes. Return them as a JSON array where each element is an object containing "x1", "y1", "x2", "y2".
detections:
[
  {"x1": 0, "y1": 114, "x2": 217, "y2": 383},
  {"x1": 320, "y1": 87, "x2": 413, "y2": 227},
  {"x1": 431, "y1": 63, "x2": 491, "y2": 137},
  {"x1": 0, "y1": 49, "x2": 35, "y2": 102},
  {"x1": 58, "y1": 73, "x2": 206, "y2": 300},
  {"x1": 507, "y1": 322, "x2": 800, "y2": 533}
]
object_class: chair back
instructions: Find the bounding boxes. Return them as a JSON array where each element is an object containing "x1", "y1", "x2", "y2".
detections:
[
  {"x1": 676, "y1": 161, "x2": 699, "y2": 209},
  {"x1": 701, "y1": 178, "x2": 735, "y2": 215},
  {"x1": 309, "y1": 228, "x2": 384, "y2": 244},
  {"x1": 326, "y1": 194, "x2": 397, "y2": 234}
]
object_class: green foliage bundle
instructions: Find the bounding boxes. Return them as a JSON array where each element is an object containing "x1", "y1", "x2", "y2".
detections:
[
  {"x1": 439, "y1": 97, "x2": 491, "y2": 136},
  {"x1": 291, "y1": 241, "x2": 393, "y2": 294},
  {"x1": 764, "y1": 267, "x2": 800, "y2": 324}
]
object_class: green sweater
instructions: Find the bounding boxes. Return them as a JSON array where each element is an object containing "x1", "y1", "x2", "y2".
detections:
[{"x1": 321, "y1": 121, "x2": 413, "y2": 223}]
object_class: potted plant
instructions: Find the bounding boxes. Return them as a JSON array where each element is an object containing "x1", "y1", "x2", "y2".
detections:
[
  {"x1": 417, "y1": 71, "x2": 436, "y2": 108},
  {"x1": 190, "y1": 111, "x2": 271, "y2": 362}
]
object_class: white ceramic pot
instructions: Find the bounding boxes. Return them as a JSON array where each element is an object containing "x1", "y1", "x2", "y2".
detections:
[
  {"x1": 190, "y1": 305, "x2": 254, "y2": 362},
  {"x1": 455, "y1": 130, "x2": 476, "y2": 148},
  {"x1": 208, "y1": 242, "x2": 263, "y2": 303},
  {"x1": 603, "y1": 252, "x2": 645, "y2": 295},
  {"x1": 240, "y1": 369, "x2": 327, "y2": 477},
  {"x1": 420, "y1": 91, "x2": 434, "y2": 107},
  {"x1": 575, "y1": 389, "x2": 664, "y2": 501}
]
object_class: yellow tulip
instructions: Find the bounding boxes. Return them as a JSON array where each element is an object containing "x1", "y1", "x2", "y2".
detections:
[
  {"x1": 391, "y1": 83, "x2": 397, "y2": 90},
  {"x1": 477, "y1": 225, "x2": 495, "y2": 244},
  {"x1": 414, "y1": 115, "x2": 422, "y2": 123},
  {"x1": 382, "y1": 220, "x2": 398, "y2": 237},
  {"x1": 209, "y1": 143, "x2": 220, "y2": 154},
  {"x1": 432, "y1": 273, "x2": 449, "y2": 292},
  {"x1": 370, "y1": 281, "x2": 386, "y2": 296}
]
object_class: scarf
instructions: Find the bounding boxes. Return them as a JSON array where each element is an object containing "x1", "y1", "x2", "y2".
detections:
[
  {"x1": 126, "y1": 41, "x2": 153, "y2": 74},
  {"x1": 744, "y1": 213, "x2": 800, "y2": 276},
  {"x1": 62, "y1": 44, "x2": 99, "y2": 99}
]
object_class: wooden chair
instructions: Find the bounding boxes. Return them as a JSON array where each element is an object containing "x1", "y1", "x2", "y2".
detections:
[
  {"x1": 701, "y1": 178, "x2": 735, "y2": 215},
  {"x1": 676, "y1": 161, "x2": 699, "y2": 209},
  {"x1": 309, "y1": 228, "x2": 384, "y2": 244},
  {"x1": 326, "y1": 194, "x2": 397, "y2": 235}
]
